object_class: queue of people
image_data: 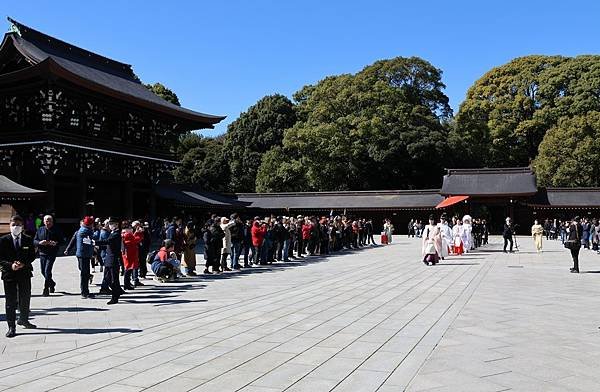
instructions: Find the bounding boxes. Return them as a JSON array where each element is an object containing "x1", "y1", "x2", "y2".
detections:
[{"x1": 0, "y1": 212, "x2": 385, "y2": 338}]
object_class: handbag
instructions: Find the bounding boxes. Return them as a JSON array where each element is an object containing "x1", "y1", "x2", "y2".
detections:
[
  {"x1": 564, "y1": 224, "x2": 579, "y2": 249},
  {"x1": 424, "y1": 240, "x2": 436, "y2": 255}
]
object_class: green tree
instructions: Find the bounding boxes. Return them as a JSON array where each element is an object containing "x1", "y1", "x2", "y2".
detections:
[
  {"x1": 174, "y1": 134, "x2": 230, "y2": 192},
  {"x1": 451, "y1": 55, "x2": 600, "y2": 167},
  {"x1": 256, "y1": 57, "x2": 452, "y2": 192},
  {"x1": 146, "y1": 82, "x2": 181, "y2": 106},
  {"x1": 223, "y1": 94, "x2": 297, "y2": 192},
  {"x1": 534, "y1": 113, "x2": 600, "y2": 186}
]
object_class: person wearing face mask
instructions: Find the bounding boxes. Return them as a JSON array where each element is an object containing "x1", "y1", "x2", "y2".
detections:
[{"x1": 0, "y1": 215, "x2": 37, "y2": 337}]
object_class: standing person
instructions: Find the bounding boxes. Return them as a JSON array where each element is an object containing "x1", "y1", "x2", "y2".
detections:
[
  {"x1": 0, "y1": 216, "x2": 37, "y2": 337},
  {"x1": 182, "y1": 222, "x2": 198, "y2": 276},
  {"x1": 94, "y1": 218, "x2": 123, "y2": 305},
  {"x1": 566, "y1": 216, "x2": 583, "y2": 273},
  {"x1": 251, "y1": 219, "x2": 267, "y2": 265},
  {"x1": 462, "y1": 215, "x2": 473, "y2": 252},
  {"x1": 365, "y1": 219, "x2": 375, "y2": 245},
  {"x1": 452, "y1": 219, "x2": 464, "y2": 255},
  {"x1": 437, "y1": 213, "x2": 452, "y2": 258},
  {"x1": 166, "y1": 217, "x2": 184, "y2": 259},
  {"x1": 384, "y1": 219, "x2": 394, "y2": 243},
  {"x1": 301, "y1": 219, "x2": 311, "y2": 256},
  {"x1": 33, "y1": 215, "x2": 63, "y2": 296},
  {"x1": 229, "y1": 214, "x2": 243, "y2": 270},
  {"x1": 242, "y1": 219, "x2": 253, "y2": 267},
  {"x1": 531, "y1": 219, "x2": 544, "y2": 253},
  {"x1": 138, "y1": 221, "x2": 151, "y2": 279},
  {"x1": 76, "y1": 216, "x2": 96, "y2": 298},
  {"x1": 503, "y1": 217, "x2": 514, "y2": 253},
  {"x1": 481, "y1": 219, "x2": 489, "y2": 245},
  {"x1": 220, "y1": 216, "x2": 236, "y2": 271},
  {"x1": 121, "y1": 224, "x2": 144, "y2": 289},
  {"x1": 581, "y1": 218, "x2": 591, "y2": 249},
  {"x1": 422, "y1": 215, "x2": 441, "y2": 265}
]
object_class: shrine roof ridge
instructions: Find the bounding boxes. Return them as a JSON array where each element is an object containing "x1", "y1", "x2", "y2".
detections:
[
  {"x1": 7, "y1": 17, "x2": 135, "y2": 81},
  {"x1": 444, "y1": 167, "x2": 534, "y2": 176},
  {"x1": 2, "y1": 17, "x2": 225, "y2": 128}
]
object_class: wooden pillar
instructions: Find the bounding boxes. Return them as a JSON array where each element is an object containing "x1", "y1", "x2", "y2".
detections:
[
  {"x1": 44, "y1": 174, "x2": 55, "y2": 214},
  {"x1": 124, "y1": 181, "x2": 133, "y2": 219},
  {"x1": 150, "y1": 190, "x2": 157, "y2": 221},
  {"x1": 79, "y1": 175, "x2": 87, "y2": 217}
]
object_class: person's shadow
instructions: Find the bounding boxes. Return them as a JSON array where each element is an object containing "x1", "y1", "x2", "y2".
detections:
[{"x1": 19, "y1": 327, "x2": 142, "y2": 335}]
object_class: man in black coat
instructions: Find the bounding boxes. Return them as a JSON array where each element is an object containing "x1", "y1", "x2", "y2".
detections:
[
  {"x1": 0, "y1": 215, "x2": 37, "y2": 337},
  {"x1": 33, "y1": 214, "x2": 64, "y2": 296},
  {"x1": 94, "y1": 217, "x2": 123, "y2": 305},
  {"x1": 503, "y1": 217, "x2": 514, "y2": 253}
]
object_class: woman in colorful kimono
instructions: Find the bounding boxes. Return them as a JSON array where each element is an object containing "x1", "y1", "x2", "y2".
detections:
[
  {"x1": 422, "y1": 215, "x2": 442, "y2": 265},
  {"x1": 452, "y1": 219, "x2": 464, "y2": 255}
]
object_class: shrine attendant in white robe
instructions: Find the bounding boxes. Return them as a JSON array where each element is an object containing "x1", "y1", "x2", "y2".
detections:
[
  {"x1": 452, "y1": 220, "x2": 464, "y2": 255},
  {"x1": 437, "y1": 213, "x2": 452, "y2": 258},
  {"x1": 422, "y1": 215, "x2": 442, "y2": 265}
]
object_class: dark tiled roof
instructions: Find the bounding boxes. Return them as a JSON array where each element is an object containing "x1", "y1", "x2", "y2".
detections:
[
  {"x1": 441, "y1": 167, "x2": 537, "y2": 197},
  {"x1": 1, "y1": 18, "x2": 225, "y2": 128},
  {"x1": 0, "y1": 175, "x2": 45, "y2": 198},
  {"x1": 235, "y1": 190, "x2": 443, "y2": 210},
  {"x1": 154, "y1": 185, "x2": 250, "y2": 208},
  {"x1": 532, "y1": 188, "x2": 600, "y2": 207}
]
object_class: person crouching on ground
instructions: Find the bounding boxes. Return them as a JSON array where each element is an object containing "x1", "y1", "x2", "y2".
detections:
[{"x1": 152, "y1": 239, "x2": 178, "y2": 283}]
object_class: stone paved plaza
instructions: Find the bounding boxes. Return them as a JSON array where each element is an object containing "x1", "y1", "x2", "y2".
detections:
[{"x1": 0, "y1": 236, "x2": 599, "y2": 391}]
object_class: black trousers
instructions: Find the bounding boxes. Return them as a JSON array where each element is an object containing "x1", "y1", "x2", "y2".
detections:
[
  {"x1": 77, "y1": 257, "x2": 91, "y2": 296},
  {"x1": 4, "y1": 278, "x2": 31, "y2": 326},
  {"x1": 104, "y1": 265, "x2": 121, "y2": 301},
  {"x1": 139, "y1": 250, "x2": 148, "y2": 278},
  {"x1": 570, "y1": 247, "x2": 580, "y2": 271},
  {"x1": 503, "y1": 237, "x2": 513, "y2": 252}
]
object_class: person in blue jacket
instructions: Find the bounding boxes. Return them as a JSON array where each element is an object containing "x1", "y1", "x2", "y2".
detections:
[{"x1": 76, "y1": 216, "x2": 96, "y2": 299}]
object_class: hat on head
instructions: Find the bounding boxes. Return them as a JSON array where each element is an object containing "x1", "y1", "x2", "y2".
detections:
[
  {"x1": 297, "y1": 215, "x2": 303, "y2": 219},
  {"x1": 221, "y1": 217, "x2": 229, "y2": 224},
  {"x1": 132, "y1": 220, "x2": 141, "y2": 227},
  {"x1": 108, "y1": 216, "x2": 119, "y2": 224},
  {"x1": 83, "y1": 216, "x2": 94, "y2": 226}
]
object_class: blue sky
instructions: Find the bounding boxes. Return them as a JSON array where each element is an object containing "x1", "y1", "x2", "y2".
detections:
[{"x1": 5, "y1": 1, "x2": 600, "y2": 136}]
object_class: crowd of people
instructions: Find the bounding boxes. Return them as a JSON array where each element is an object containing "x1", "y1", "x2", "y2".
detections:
[
  {"x1": 0, "y1": 212, "x2": 386, "y2": 338},
  {"x1": 418, "y1": 213, "x2": 488, "y2": 265},
  {"x1": 531, "y1": 216, "x2": 599, "y2": 273}
]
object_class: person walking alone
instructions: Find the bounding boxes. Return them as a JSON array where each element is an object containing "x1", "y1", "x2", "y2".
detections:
[
  {"x1": 0, "y1": 216, "x2": 37, "y2": 337},
  {"x1": 503, "y1": 217, "x2": 514, "y2": 253},
  {"x1": 531, "y1": 219, "x2": 544, "y2": 253},
  {"x1": 33, "y1": 215, "x2": 63, "y2": 296},
  {"x1": 566, "y1": 217, "x2": 583, "y2": 273}
]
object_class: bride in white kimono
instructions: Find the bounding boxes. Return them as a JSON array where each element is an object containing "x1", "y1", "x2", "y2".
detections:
[{"x1": 462, "y1": 214, "x2": 473, "y2": 252}]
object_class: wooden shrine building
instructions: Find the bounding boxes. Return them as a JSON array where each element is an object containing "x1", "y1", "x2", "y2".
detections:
[{"x1": 0, "y1": 18, "x2": 224, "y2": 223}]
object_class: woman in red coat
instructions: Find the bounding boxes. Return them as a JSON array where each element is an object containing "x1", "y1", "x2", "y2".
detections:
[
  {"x1": 121, "y1": 226, "x2": 144, "y2": 289},
  {"x1": 251, "y1": 220, "x2": 267, "y2": 265}
]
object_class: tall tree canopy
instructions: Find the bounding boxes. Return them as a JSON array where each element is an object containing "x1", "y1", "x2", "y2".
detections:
[
  {"x1": 146, "y1": 82, "x2": 181, "y2": 106},
  {"x1": 173, "y1": 133, "x2": 229, "y2": 192},
  {"x1": 223, "y1": 94, "x2": 297, "y2": 192},
  {"x1": 534, "y1": 113, "x2": 600, "y2": 187},
  {"x1": 256, "y1": 57, "x2": 452, "y2": 192},
  {"x1": 451, "y1": 55, "x2": 600, "y2": 168}
]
